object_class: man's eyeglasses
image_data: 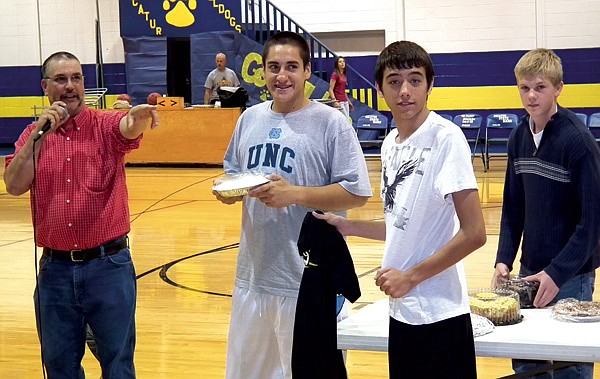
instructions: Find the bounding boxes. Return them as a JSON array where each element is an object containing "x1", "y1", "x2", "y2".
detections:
[{"x1": 45, "y1": 74, "x2": 84, "y2": 86}]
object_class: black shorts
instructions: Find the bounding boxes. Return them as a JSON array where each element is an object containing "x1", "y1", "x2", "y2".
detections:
[{"x1": 388, "y1": 313, "x2": 477, "y2": 379}]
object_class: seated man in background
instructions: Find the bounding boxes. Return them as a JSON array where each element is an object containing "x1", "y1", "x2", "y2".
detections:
[{"x1": 204, "y1": 52, "x2": 240, "y2": 105}]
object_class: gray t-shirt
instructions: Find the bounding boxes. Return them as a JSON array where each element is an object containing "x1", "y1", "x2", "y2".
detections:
[
  {"x1": 204, "y1": 67, "x2": 240, "y2": 101},
  {"x1": 224, "y1": 100, "x2": 372, "y2": 297}
]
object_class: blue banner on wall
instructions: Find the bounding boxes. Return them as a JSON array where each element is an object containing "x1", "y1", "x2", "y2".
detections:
[{"x1": 120, "y1": 0, "x2": 243, "y2": 37}]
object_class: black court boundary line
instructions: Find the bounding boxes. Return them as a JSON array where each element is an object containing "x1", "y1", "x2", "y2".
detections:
[
  {"x1": 129, "y1": 172, "x2": 221, "y2": 224},
  {"x1": 136, "y1": 242, "x2": 384, "y2": 299},
  {"x1": 136, "y1": 243, "x2": 239, "y2": 298},
  {"x1": 358, "y1": 266, "x2": 381, "y2": 278},
  {"x1": 129, "y1": 199, "x2": 199, "y2": 218},
  {"x1": 0, "y1": 238, "x2": 34, "y2": 248}
]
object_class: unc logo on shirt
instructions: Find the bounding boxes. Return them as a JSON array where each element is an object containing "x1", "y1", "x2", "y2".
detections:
[
  {"x1": 247, "y1": 143, "x2": 296, "y2": 173},
  {"x1": 269, "y1": 128, "x2": 282, "y2": 139}
]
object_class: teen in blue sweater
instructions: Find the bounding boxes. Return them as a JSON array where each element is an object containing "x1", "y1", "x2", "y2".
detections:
[{"x1": 492, "y1": 48, "x2": 600, "y2": 379}]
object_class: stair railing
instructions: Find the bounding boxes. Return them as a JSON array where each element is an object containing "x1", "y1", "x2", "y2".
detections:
[{"x1": 241, "y1": 0, "x2": 378, "y2": 109}]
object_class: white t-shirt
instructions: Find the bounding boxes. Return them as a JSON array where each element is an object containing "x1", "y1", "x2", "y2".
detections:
[
  {"x1": 380, "y1": 112, "x2": 478, "y2": 325},
  {"x1": 529, "y1": 117, "x2": 544, "y2": 147}
]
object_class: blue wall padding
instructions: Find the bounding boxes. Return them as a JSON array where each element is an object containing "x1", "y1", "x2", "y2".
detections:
[
  {"x1": 344, "y1": 48, "x2": 600, "y2": 88},
  {"x1": 123, "y1": 36, "x2": 168, "y2": 105}
]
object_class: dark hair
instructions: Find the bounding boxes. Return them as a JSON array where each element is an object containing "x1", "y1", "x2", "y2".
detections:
[
  {"x1": 41, "y1": 51, "x2": 80, "y2": 78},
  {"x1": 374, "y1": 41, "x2": 434, "y2": 88},
  {"x1": 262, "y1": 31, "x2": 310, "y2": 69},
  {"x1": 334, "y1": 56, "x2": 346, "y2": 75}
]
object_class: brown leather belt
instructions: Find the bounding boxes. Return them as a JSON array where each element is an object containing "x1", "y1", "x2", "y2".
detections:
[{"x1": 42, "y1": 236, "x2": 128, "y2": 263}]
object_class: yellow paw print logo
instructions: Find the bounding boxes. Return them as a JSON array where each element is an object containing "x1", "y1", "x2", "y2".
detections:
[
  {"x1": 163, "y1": 0, "x2": 197, "y2": 28},
  {"x1": 259, "y1": 89, "x2": 271, "y2": 102}
]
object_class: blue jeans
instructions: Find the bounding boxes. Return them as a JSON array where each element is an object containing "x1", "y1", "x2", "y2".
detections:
[
  {"x1": 34, "y1": 247, "x2": 137, "y2": 379},
  {"x1": 512, "y1": 266, "x2": 595, "y2": 379}
]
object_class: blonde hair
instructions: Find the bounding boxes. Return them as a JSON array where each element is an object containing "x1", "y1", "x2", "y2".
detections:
[{"x1": 514, "y1": 48, "x2": 563, "y2": 86}]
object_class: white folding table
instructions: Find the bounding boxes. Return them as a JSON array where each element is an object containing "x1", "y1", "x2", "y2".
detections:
[{"x1": 337, "y1": 299, "x2": 600, "y2": 362}]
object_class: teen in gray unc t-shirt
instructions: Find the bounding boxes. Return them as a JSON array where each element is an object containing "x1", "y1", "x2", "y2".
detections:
[{"x1": 224, "y1": 100, "x2": 372, "y2": 297}]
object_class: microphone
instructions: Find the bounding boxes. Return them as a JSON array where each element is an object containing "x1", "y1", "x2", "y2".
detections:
[{"x1": 33, "y1": 105, "x2": 68, "y2": 142}]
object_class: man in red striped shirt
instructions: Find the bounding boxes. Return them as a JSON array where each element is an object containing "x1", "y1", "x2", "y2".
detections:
[{"x1": 4, "y1": 51, "x2": 158, "y2": 379}]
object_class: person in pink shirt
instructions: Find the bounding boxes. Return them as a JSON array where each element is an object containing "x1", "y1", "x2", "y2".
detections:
[
  {"x1": 329, "y1": 56, "x2": 354, "y2": 120},
  {"x1": 3, "y1": 51, "x2": 158, "y2": 379}
]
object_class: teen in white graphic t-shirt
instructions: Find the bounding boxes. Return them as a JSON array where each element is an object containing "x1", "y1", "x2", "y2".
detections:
[{"x1": 315, "y1": 40, "x2": 486, "y2": 379}]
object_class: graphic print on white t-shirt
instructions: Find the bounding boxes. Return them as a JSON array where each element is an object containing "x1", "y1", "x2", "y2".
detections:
[{"x1": 382, "y1": 145, "x2": 432, "y2": 231}]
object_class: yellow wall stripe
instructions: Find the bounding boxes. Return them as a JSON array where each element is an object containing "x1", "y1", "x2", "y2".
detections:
[
  {"x1": 0, "y1": 96, "x2": 48, "y2": 118},
  {"x1": 375, "y1": 83, "x2": 600, "y2": 112},
  {"x1": 0, "y1": 86, "x2": 598, "y2": 118},
  {"x1": 0, "y1": 95, "x2": 120, "y2": 118}
]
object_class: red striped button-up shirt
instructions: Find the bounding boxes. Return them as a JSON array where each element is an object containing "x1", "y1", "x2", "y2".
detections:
[{"x1": 5, "y1": 107, "x2": 141, "y2": 250}]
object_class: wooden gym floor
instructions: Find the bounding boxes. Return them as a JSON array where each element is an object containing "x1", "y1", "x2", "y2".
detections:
[{"x1": 1, "y1": 155, "x2": 598, "y2": 378}]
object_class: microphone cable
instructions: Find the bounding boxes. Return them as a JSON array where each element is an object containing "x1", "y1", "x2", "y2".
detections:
[
  {"x1": 31, "y1": 138, "x2": 47, "y2": 379},
  {"x1": 29, "y1": 106, "x2": 66, "y2": 378}
]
